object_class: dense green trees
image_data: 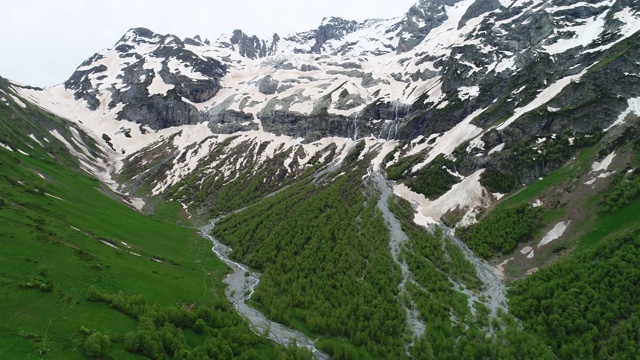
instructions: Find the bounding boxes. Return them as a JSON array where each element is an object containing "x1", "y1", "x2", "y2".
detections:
[
  {"x1": 213, "y1": 159, "x2": 407, "y2": 358},
  {"x1": 86, "y1": 287, "x2": 311, "y2": 359},
  {"x1": 510, "y1": 228, "x2": 640, "y2": 359},
  {"x1": 407, "y1": 154, "x2": 459, "y2": 200},
  {"x1": 601, "y1": 169, "x2": 640, "y2": 213},
  {"x1": 385, "y1": 153, "x2": 459, "y2": 200},
  {"x1": 389, "y1": 197, "x2": 553, "y2": 359},
  {"x1": 457, "y1": 204, "x2": 541, "y2": 259}
]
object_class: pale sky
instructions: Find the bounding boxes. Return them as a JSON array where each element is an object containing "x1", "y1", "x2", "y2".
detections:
[{"x1": 0, "y1": 0, "x2": 416, "y2": 87}]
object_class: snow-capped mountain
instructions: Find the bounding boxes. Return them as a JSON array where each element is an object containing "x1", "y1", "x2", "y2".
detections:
[
  {"x1": 13, "y1": 0, "x2": 640, "y2": 224},
  {"x1": 4, "y1": 1, "x2": 640, "y2": 358}
]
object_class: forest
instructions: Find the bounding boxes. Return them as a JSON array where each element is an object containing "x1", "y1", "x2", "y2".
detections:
[
  {"x1": 510, "y1": 228, "x2": 640, "y2": 359},
  {"x1": 456, "y1": 204, "x2": 541, "y2": 259},
  {"x1": 86, "y1": 287, "x2": 312, "y2": 359},
  {"x1": 212, "y1": 143, "x2": 555, "y2": 358},
  {"x1": 212, "y1": 150, "x2": 408, "y2": 358}
]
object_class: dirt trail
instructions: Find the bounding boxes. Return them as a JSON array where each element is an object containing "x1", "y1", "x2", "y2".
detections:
[{"x1": 200, "y1": 222, "x2": 329, "y2": 360}]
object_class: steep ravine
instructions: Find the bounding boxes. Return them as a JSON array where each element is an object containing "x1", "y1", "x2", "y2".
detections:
[
  {"x1": 200, "y1": 222, "x2": 329, "y2": 360},
  {"x1": 443, "y1": 227, "x2": 508, "y2": 321},
  {"x1": 371, "y1": 169, "x2": 508, "y2": 333},
  {"x1": 370, "y1": 171, "x2": 426, "y2": 350}
]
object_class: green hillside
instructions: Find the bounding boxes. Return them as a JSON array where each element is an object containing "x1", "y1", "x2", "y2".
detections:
[{"x1": 0, "y1": 83, "x2": 309, "y2": 359}]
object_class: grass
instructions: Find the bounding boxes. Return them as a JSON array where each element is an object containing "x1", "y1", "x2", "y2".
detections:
[
  {"x1": 576, "y1": 198, "x2": 640, "y2": 249},
  {"x1": 0, "y1": 147, "x2": 233, "y2": 358},
  {"x1": 0, "y1": 92, "x2": 261, "y2": 358},
  {"x1": 497, "y1": 145, "x2": 598, "y2": 210}
]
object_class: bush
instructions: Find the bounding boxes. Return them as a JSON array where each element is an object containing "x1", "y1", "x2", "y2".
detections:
[
  {"x1": 83, "y1": 331, "x2": 110, "y2": 358},
  {"x1": 193, "y1": 318, "x2": 206, "y2": 334}
]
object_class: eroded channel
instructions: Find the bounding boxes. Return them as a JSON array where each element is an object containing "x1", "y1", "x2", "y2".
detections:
[{"x1": 200, "y1": 222, "x2": 329, "y2": 360}]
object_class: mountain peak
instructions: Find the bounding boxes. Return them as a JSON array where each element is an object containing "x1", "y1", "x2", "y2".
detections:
[{"x1": 117, "y1": 27, "x2": 161, "y2": 45}]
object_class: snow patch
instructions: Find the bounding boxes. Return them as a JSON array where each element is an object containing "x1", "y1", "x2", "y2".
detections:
[
  {"x1": 520, "y1": 246, "x2": 533, "y2": 255},
  {"x1": 604, "y1": 97, "x2": 640, "y2": 131},
  {"x1": 29, "y1": 134, "x2": 44, "y2": 147},
  {"x1": 497, "y1": 68, "x2": 590, "y2": 130},
  {"x1": 148, "y1": 74, "x2": 174, "y2": 96},
  {"x1": 585, "y1": 171, "x2": 614, "y2": 186},
  {"x1": 544, "y1": 11, "x2": 607, "y2": 55},
  {"x1": 615, "y1": 7, "x2": 640, "y2": 38},
  {"x1": 0, "y1": 142, "x2": 12, "y2": 151},
  {"x1": 100, "y1": 240, "x2": 120, "y2": 250},
  {"x1": 394, "y1": 169, "x2": 493, "y2": 227},
  {"x1": 458, "y1": 86, "x2": 480, "y2": 101},
  {"x1": 8, "y1": 94, "x2": 27, "y2": 108},
  {"x1": 45, "y1": 193, "x2": 64, "y2": 201},
  {"x1": 410, "y1": 107, "x2": 487, "y2": 172},
  {"x1": 538, "y1": 220, "x2": 570, "y2": 248},
  {"x1": 370, "y1": 140, "x2": 399, "y2": 171},
  {"x1": 488, "y1": 143, "x2": 505, "y2": 155},
  {"x1": 591, "y1": 152, "x2": 615, "y2": 172}
]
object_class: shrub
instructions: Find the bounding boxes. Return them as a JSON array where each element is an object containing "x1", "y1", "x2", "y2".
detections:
[{"x1": 83, "y1": 331, "x2": 110, "y2": 358}]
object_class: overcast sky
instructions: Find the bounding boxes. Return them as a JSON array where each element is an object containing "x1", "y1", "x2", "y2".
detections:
[{"x1": 0, "y1": 0, "x2": 416, "y2": 87}]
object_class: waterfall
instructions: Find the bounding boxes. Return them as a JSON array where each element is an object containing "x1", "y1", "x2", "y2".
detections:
[{"x1": 352, "y1": 111, "x2": 358, "y2": 140}]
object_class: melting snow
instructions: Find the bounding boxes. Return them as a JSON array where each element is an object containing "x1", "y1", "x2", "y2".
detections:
[
  {"x1": 8, "y1": 93, "x2": 27, "y2": 108},
  {"x1": 100, "y1": 240, "x2": 120, "y2": 250},
  {"x1": 591, "y1": 152, "x2": 615, "y2": 172},
  {"x1": 538, "y1": 220, "x2": 570, "y2": 248},
  {"x1": 29, "y1": 134, "x2": 44, "y2": 147},
  {"x1": 487, "y1": 143, "x2": 505, "y2": 155},
  {"x1": 604, "y1": 97, "x2": 640, "y2": 131},
  {"x1": 0, "y1": 142, "x2": 12, "y2": 151},
  {"x1": 497, "y1": 68, "x2": 590, "y2": 130},
  {"x1": 17, "y1": 149, "x2": 29, "y2": 156},
  {"x1": 394, "y1": 169, "x2": 492, "y2": 227}
]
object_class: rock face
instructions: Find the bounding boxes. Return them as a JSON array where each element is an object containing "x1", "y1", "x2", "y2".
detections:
[
  {"x1": 64, "y1": 27, "x2": 227, "y2": 130},
  {"x1": 229, "y1": 30, "x2": 279, "y2": 59},
  {"x1": 395, "y1": 0, "x2": 462, "y2": 53},
  {"x1": 58, "y1": 0, "x2": 640, "y2": 152}
]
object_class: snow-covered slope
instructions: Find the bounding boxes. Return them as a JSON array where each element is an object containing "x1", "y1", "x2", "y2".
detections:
[{"x1": 14, "y1": 0, "x2": 640, "y2": 224}]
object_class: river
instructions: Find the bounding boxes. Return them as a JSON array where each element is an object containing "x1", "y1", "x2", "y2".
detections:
[{"x1": 200, "y1": 222, "x2": 330, "y2": 360}]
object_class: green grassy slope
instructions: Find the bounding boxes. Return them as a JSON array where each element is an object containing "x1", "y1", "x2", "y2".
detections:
[{"x1": 0, "y1": 83, "x2": 307, "y2": 359}]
